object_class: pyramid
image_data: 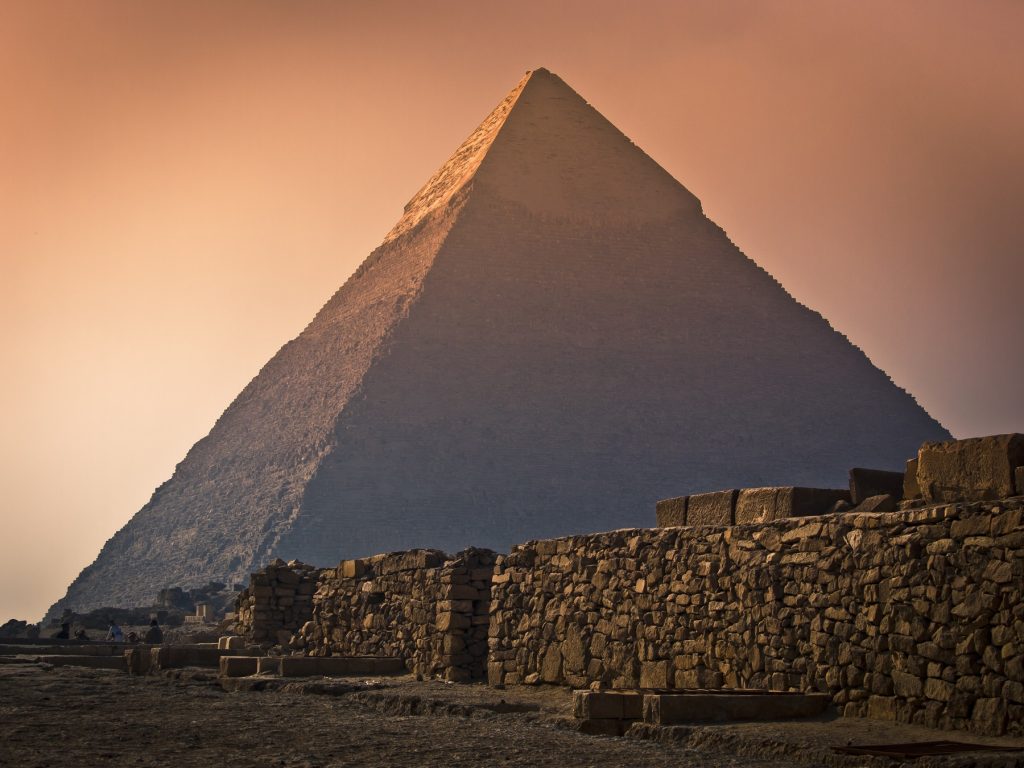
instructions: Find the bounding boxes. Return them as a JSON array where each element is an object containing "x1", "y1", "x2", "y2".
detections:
[{"x1": 53, "y1": 69, "x2": 949, "y2": 613}]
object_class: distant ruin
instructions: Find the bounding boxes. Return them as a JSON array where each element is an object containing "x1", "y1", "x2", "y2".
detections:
[
  {"x1": 233, "y1": 434, "x2": 1024, "y2": 737},
  {"x1": 53, "y1": 68, "x2": 948, "y2": 616}
]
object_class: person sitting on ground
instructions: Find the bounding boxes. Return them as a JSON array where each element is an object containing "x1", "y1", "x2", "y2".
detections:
[
  {"x1": 105, "y1": 620, "x2": 124, "y2": 642},
  {"x1": 73, "y1": 628, "x2": 89, "y2": 641},
  {"x1": 144, "y1": 618, "x2": 163, "y2": 645},
  {"x1": 53, "y1": 622, "x2": 70, "y2": 640}
]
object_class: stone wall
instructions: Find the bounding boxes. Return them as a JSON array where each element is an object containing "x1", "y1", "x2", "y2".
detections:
[
  {"x1": 234, "y1": 560, "x2": 320, "y2": 644},
  {"x1": 487, "y1": 499, "x2": 1024, "y2": 736},
  {"x1": 293, "y1": 548, "x2": 495, "y2": 682}
]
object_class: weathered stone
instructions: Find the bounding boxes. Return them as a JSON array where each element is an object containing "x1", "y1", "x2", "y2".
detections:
[
  {"x1": 891, "y1": 670, "x2": 923, "y2": 698},
  {"x1": 686, "y1": 490, "x2": 736, "y2": 527},
  {"x1": 904, "y1": 457, "x2": 921, "y2": 499},
  {"x1": 734, "y1": 487, "x2": 850, "y2": 524},
  {"x1": 279, "y1": 656, "x2": 405, "y2": 677},
  {"x1": 970, "y1": 698, "x2": 1007, "y2": 735},
  {"x1": 540, "y1": 644, "x2": 563, "y2": 683},
  {"x1": 640, "y1": 660, "x2": 670, "y2": 688},
  {"x1": 852, "y1": 494, "x2": 897, "y2": 513},
  {"x1": 643, "y1": 692, "x2": 831, "y2": 724},
  {"x1": 849, "y1": 467, "x2": 905, "y2": 505},
  {"x1": 219, "y1": 656, "x2": 259, "y2": 677},
  {"x1": 573, "y1": 690, "x2": 643, "y2": 720},
  {"x1": 656, "y1": 497, "x2": 686, "y2": 528},
  {"x1": 917, "y1": 434, "x2": 1024, "y2": 503}
]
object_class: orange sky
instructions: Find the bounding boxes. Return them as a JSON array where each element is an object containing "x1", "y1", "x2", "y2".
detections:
[{"x1": 2, "y1": 1, "x2": 1022, "y2": 621}]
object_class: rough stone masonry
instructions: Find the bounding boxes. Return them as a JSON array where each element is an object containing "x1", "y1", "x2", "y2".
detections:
[{"x1": 234, "y1": 434, "x2": 1024, "y2": 737}]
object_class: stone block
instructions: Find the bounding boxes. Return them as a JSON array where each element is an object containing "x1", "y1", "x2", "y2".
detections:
[
  {"x1": 917, "y1": 434, "x2": 1024, "y2": 503},
  {"x1": 150, "y1": 645, "x2": 230, "y2": 670},
  {"x1": 655, "y1": 497, "x2": 686, "y2": 528},
  {"x1": 686, "y1": 490, "x2": 736, "y2": 527},
  {"x1": 572, "y1": 690, "x2": 644, "y2": 720},
  {"x1": 278, "y1": 656, "x2": 406, "y2": 677},
  {"x1": 124, "y1": 648, "x2": 152, "y2": 676},
  {"x1": 848, "y1": 467, "x2": 904, "y2": 504},
  {"x1": 219, "y1": 656, "x2": 259, "y2": 677},
  {"x1": 642, "y1": 692, "x2": 831, "y2": 724},
  {"x1": 339, "y1": 559, "x2": 366, "y2": 579},
  {"x1": 378, "y1": 550, "x2": 444, "y2": 575},
  {"x1": 734, "y1": 487, "x2": 849, "y2": 524},
  {"x1": 35, "y1": 655, "x2": 127, "y2": 670},
  {"x1": 904, "y1": 457, "x2": 921, "y2": 499},
  {"x1": 1017, "y1": 466, "x2": 1024, "y2": 497},
  {"x1": 852, "y1": 494, "x2": 897, "y2": 513},
  {"x1": 640, "y1": 660, "x2": 670, "y2": 688},
  {"x1": 257, "y1": 657, "x2": 281, "y2": 675}
]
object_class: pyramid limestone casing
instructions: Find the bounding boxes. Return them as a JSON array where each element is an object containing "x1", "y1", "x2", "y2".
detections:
[{"x1": 53, "y1": 70, "x2": 949, "y2": 614}]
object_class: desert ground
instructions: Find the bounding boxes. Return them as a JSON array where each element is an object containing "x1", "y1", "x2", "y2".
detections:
[{"x1": 2, "y1": 662, "x2": 1024, "y2": 768}]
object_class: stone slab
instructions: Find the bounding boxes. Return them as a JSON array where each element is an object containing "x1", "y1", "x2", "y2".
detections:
[
  {"x1": 848, "y1": 468, "x2": 904, "y2": 505},
  {"x1": 917, "y1": 434, "x2": 1024, "y2": 502},
  {"x1": 572, "y1": 690, "x2": 644, "y2": 720},
  {"x1": 642, "y1": 692, "x2": 832, "y2": 724},
  {"x1": 734, "y1": 487, "x2": 850, "y2": 525},
  {"x1": 257, "y1": 657, "x2": 282, "y2": 675},
  {"x1": 655, "y1": 497, "x2": 686, "y2": 528},
  {"x1": 852, "y1": 494, "x2": 897, "y2": 513},
  {"x1": 150, "y1": 645, "x2": 238, "y2": 670},
  {"x1": 278, "y1": 656, "x2": 406, "y2": 677},
  {"x1": 219, "y1": 656, "x2": 259, "y2": 677},
  {"x1": 686, "y1": 490, "x2": 736, "y2": 527},
  {"x1": 35, "y1": 654, "x2": 127, "y2": 670},
  {"x1": 0, "y1": 643, "x2": 128, "y2": 657}
]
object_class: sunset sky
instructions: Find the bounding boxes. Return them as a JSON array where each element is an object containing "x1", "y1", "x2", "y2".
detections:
[{"x1": 2, "y1": 1, "x2": 1022, "y2": 621}]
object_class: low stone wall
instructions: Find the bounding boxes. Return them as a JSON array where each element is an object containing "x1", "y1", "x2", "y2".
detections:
[
  {"x1": 487, "y1": 499, "x2": 1024, "y2": 736},
  {"x1": 234, "y1": 560, "x2": 320, "y2": 644},
  {"x1": 294, "y1": 548, "x2": 495, "y2": 682}
]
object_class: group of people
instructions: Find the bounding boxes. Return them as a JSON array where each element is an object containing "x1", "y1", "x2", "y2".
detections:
[{"x1": 52, "y1": 618, "x2": 163, "y2": 644}]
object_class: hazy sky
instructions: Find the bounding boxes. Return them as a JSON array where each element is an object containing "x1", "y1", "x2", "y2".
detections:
[{"x1": 2, "y1": 1, "x2": 1022, "y2": 621}]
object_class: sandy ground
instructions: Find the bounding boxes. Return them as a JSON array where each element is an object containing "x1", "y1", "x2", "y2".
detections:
[{"x1": 2, "y1": 663, "x2": 1023, "y2": 768}]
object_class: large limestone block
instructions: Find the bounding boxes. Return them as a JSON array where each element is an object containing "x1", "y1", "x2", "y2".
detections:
[
  {"x1": 848, "y1": 467, "x2": 904, "y2": 504},
  {"x1": 573, "y1": 690, "x2": 643, "y2": 719},
  {"x1": 642, "y1": 692, "x2": 831, "y2": 724},
  {"x1": 903, "y1": 458, "x2": 921, "y2": 499},
  {"x1": 279, "y1": 655, "x2": 406, "y2": 677},
  {"x1": 655, "y1": 497, "x2": 686, "y2": 528},
  {"x1": 686, "y1": 490, "x2": 736, "y2": 527},
  {"x1": 917, "y1": 434, "x2": 1024, "y2": 502},
  {"x1": 734, "y1": 487, "x2": 849, "y2": 525},
  {"x1": 219, "y1": 656, "x2": 259, "y2": 678}
]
